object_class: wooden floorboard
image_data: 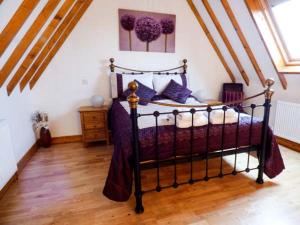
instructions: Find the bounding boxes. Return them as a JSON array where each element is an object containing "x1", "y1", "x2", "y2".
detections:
[{"x1": 0, "y1": 143, "x2": 299, "y2": 225}]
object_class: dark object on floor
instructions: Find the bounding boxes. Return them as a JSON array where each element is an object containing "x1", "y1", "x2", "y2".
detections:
[{"x1": 40, "y1": 126, "x2": 52, "y2": 148}]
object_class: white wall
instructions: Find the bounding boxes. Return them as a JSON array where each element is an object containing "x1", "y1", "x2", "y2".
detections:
[
  {"x1": 196, "y1": 0, "x2": 300, "y2": 126},
  {"x1": 0, "y1": 0, "x2": 40, "y2": 162},
  {"x1": 27, "y1": 0, "x2": 231, "y2": 137}
]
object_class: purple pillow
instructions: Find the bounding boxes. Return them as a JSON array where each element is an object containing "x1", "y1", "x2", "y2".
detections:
[
  {"x1": 122, "y1": 80, "x2": 156, "y2": 105},
  {"x1": 162, "y1": 79, "x2": 192, "y2": 103}
]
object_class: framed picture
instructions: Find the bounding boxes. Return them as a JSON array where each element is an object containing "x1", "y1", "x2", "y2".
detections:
[{"x1": 119, "y1": 9, "x2": 176, "y2": 53}]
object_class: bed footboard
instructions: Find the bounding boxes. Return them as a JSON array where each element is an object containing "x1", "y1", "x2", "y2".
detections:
[
  {"x1": 256, "y1": 79, "x2": 274, "y2": 184},
  {"x1": 127, "y1": 78, "x2": 274, "y2": 214}
]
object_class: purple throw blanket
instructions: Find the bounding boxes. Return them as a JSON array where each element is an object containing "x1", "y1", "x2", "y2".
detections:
[{"x1": 103, "y1": 100, "x2": 285, "y2": 202}]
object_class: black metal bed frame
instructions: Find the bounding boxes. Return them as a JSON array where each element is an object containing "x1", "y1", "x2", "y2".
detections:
[{"x1": 109, "y1": 58, "x2": 275, "y2": 214}]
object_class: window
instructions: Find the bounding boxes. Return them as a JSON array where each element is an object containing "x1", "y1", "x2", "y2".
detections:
[
  {"x1": 271, "y1": 0, "x2": 300, "y2": 64},
  {"x1": 246, "y1": 0, "x2": 300, "y2": 73}
]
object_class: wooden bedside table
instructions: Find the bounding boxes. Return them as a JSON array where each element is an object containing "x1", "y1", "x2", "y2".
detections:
[{"x1": 79, "y1": 106, "x2": 109, "y2": 145}]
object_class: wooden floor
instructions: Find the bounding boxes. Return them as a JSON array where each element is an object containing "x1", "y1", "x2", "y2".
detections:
[{"x1": 0, "y1": 143, "x2": 300, "y2": 225}]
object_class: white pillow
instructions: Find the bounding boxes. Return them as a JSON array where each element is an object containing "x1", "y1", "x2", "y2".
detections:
[
  {"x1": 153, "y1": 74, "x2": 186, "y2": 95},
  {"x1": 122, "y1": 74, "x2": 153, "y2": 91},
  {"x1": 110, "y1": 72, "x2": 118, "y2": 99},
  {"x1": 110, "y1": 72, "x2": 154, "y2": 98}
]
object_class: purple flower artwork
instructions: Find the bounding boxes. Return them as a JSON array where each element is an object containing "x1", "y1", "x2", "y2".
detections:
[
  {"x1": 119, "y1": 9, "x2": 176, "y2": 53},
  {"x1": 135, "y1": 16, "x2": 161, "y2": 51},
  {"x1": 120, "y1": 14, "x2": 136, "y2": 50},
  {"x1": 160, "y1": 18, "x2": 175, "y2": 52}
]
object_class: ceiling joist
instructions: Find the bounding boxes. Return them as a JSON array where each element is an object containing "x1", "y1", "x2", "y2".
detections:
[
  {"x1": 221, "y1": 0, "x2": 266, "y2": 87},
  {"x1": 244, "y1": 0, "x2": 288, "y2": 89},
  {"x1": 187, "y1": 0, "x2": 236, "y2": 83},
  {"x1": 20, "y1": 0, "x2": 90, "y2": 91},
  {"x1": 0, "y1": 0, "x2": 60, "y2": 88},
  {"x1": 29, "y1": 0, "x2": 92, "y2": 89},
  {"x1": 0, "y1": 0, "x2": 40, "y2": 57},
  {"x1": 202, "y1": 0, "x2": 250, "y2": 86},
  {"x1": 7, "y1": 0, "x2": 76, "y2": 96}
]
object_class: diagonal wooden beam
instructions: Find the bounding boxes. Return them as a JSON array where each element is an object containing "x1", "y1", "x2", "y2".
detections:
[
  {"x1": 221, "y1": 0, "x2": 266, "y2": 87},
  {"x1": 7, "y1": 0, "x2": 76, "y2": 96},
  {"x1": 0, "y1": 0, "x2": 40, "y2": 57},
  {"x1": 202, "y1": 0, "x2": 250, "y2": 86},
  {"x1": 0, "y1": 0, "x2": 60, "y2": 88},
  {"x1": 29, "y1": 0, "x2": 92, "y2": 89},
  {"x1": 20, "y1": 0, "x2": 86, "y2": 91},
  {"x1": 244, "y1": 0, "x2": 287, "y2": 89},
  {"x1": 186, "y1": 0, "x2": 235, "y2": 83}
]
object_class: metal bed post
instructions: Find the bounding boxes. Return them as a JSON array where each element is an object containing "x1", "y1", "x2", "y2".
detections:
[
  {"x1": 256, "y1": 78, "x2": 274, "y2": 184},
  {"x1": 127, "y1": 81, "x2": 144, "y2": 213}
]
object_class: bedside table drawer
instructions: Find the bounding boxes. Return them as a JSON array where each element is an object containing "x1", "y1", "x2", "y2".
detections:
[
  {"x1": 83, "y1": 112, "x2": 104, "y2": 123},
  {"x1": 84, "y1": 129, "x2": 106, "y2": 141},
  {"x1": 84, "y1": 121, "x2": 105, "y2": 129}
]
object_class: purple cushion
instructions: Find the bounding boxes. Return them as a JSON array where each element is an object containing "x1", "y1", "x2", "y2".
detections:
[
  {"x1": 161, "y1": 79, "x2": 192, "y2": 103},
  {"x1": 122, "y1": 80, "x2": 156, "y2": 105}
]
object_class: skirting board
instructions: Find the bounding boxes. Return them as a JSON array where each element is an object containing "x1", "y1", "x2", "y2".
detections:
[
  {"x1": 0, "y1": 172, "x2": 18, "y2": 200},
  {"x1": 276, "y1": 136, "x2": 300, "y2": 153},
  {"x1": 51, "y1": 135, "x2": 82, "y2": 144},
  {"x1": 17, "y1": 141, "x2": 39, "y2": 173},
  {"x1": 1, "y1": 135, "x2": 82, "y2": 200},
  {"x1": 1, "y1": 141, "x2": 38, "y2": 200}
]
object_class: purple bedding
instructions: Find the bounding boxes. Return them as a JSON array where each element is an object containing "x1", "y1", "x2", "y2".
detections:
[{"x1": 103, "y1": 100, "x2": 285, "y2": 202}]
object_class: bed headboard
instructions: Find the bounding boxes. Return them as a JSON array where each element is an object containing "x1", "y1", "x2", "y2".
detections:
[{"x1": 109, "y1": 58, "x2": 187, "y2": 75}]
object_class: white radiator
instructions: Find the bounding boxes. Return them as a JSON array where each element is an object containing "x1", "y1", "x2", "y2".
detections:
[
  {"x1": 274, "y1": 101, "x2": 300, "y2": 144},
  {"x1": 0, "y1": 119, "x2": 17, "y2": 190}
]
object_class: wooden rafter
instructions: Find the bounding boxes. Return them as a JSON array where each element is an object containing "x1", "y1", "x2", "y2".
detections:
[
  {"x1": 221, "y1": 0, "x2": 266, "y2": 87},
  {"x1": 29, "y1": 0, "x2": 92, "y2": 89},
  {"x1": 7, "y1": 0, "x2": 76, "y2": 96},
  {"x1": 0, "y1": 0, "x2": 40, "y2": 57},
  {"x1": 20, "y1": 0, "x2": 87, "y2": 91},
  {"x1": 0, "y1": 0, "x2": 60, "y2": 88},
  {"x1": 202, "y1": 0, "x2": 250, "y2": 86},
  {"x1": 244, "y1": 0, "x2": 287, "y2": 89},
  {"x1": 186, "y1": 0, "x2": 235, "y2": 83}
]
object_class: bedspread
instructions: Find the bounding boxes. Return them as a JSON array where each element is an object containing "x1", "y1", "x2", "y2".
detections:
[{"x1": 103, "y1": 100, "x2": 285, "y2": 202}]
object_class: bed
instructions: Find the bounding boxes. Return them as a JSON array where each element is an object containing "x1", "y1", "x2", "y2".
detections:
[{"x1": 103, "y1": 58, "x2": 285, "y2": 213}]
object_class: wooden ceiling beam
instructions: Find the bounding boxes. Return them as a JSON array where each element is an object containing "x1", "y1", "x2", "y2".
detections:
[
  {"x1": 0, "y1": 0, "x2": 40, "y2": 57},
  {"x1": 221, "y1": 0, "x2": 266, "y2": 87},
  {"x1": 29, "y1": 0, "x2": 92, "y2": 89},
  {"x1": 20, "y1": 0, "x2": 86, "y2": 91},
  {"x1": 0, "y1": 0, "x2": 60, "y2": 88},
  {"x1": 202, "y1": 0, "x2": 250, "y2": 86},
  {"x1": 244, "y1": 0, "x2": 287, "y2": 89},
  {"x1": 7, "y1": 0, "x2": 76, "y2": 96},
  {"x1": 186, "y1": 0, "x2": 236, "y2": 83}
]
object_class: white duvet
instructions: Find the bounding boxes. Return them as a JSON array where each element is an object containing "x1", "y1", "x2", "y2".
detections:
[
  {"x1": 120, "y1": 97, "x2": 248, "y2": 129},
  {"x1": 120, "y1": 97, "x2": 206, "y2": 129}
]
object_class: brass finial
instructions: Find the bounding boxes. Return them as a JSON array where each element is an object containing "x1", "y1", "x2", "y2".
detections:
[
  {"x1": 265, "y1": 78, "x2": 275, "y2": 100},
  {"x1": 127, "y1": 81, "x2": 139, "y2": 109},
  {"x1": 183, "y1": 59, "x2": 187, "y2": 74},
  {"x1": 109, "y1": 58, "x2": 115, "y2": 72}
]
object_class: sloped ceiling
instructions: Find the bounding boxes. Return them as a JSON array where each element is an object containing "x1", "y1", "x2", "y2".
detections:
[
  {"x1": 0, "y1": 0, "x2": 92, "y2": 96},
  {"x1": 188, "y1": 0, "x2": 288, "y2": 90}
]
